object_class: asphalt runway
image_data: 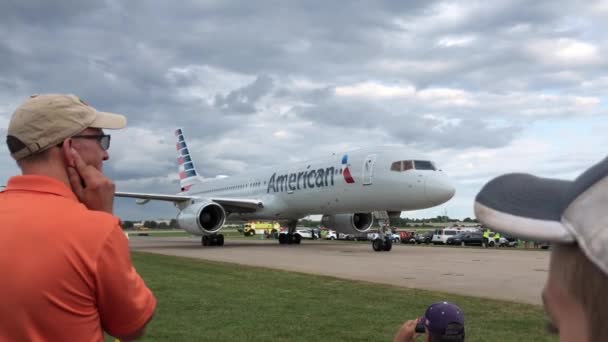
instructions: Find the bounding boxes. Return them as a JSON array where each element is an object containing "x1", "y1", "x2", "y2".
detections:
[{"x1": 129, "y1": 236, "x2": 550, "y2": 305}]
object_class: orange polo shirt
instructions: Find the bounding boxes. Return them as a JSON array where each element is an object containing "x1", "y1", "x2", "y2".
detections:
[{"x1": 0, "y1": 175, "x2": 156, "y2": 341}]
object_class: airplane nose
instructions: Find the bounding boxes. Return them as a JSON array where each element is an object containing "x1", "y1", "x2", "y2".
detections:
[{"x1": 425, "y1": 174, "x2": 456, "y2": 205}]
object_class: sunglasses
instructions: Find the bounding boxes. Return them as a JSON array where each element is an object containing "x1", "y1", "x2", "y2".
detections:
[{"x1": 71, "y1": 134, "x2": 111, "y2": 150}]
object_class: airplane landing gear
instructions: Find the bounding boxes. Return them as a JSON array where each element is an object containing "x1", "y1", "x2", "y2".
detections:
[
  {"x1": 278, "y1": 233, "x2": 301, "y2": 245},
  {"x1": 371, "y1": 211, "x2": 392, "y2": 252},
  {"x1": 278, "y1": 219, "x2": 301, "y2": 245},
  {"x1": 202, "y1": 234, "x2": 224, "y2": 246},
  {"x1": 372, "y1": 237, "x2": 392, "y2": 252}
]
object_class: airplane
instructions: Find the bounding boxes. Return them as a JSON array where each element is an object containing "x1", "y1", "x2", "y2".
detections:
[{"x1": 115, "y1": 129, "x2": 456, "y2": 252}]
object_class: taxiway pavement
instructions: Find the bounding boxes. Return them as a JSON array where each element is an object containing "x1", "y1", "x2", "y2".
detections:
[{"x1": 129, "y1": 236, "x2": 549, "y2": 305}]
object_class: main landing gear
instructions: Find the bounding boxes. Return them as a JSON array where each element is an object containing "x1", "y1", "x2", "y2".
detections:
[
  {"x1": 278, "y1": 219, "x2": 301, "y2": 245},
  {"x1": 278, "y1": 233, "x2": 302, "y2": 245},
  {"x1": 372, "y1": 237, "x2": 393, "y2": 252},
  {"x1": 202, "y1": 234, "x2": 224, "y2": 246},
  {"x1": 372, "y1": 211, "x2": 392, "y2": 252}
]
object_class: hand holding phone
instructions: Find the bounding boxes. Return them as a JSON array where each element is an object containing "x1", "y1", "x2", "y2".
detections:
[
  {"x1": 67, "y1": 148, "x2": 115, "y2": 214},
  {"x1": 393, "y1": 318, "x2": 423, "y2": 342},
  {"x1": 415, "y1": 318, "x2": 426, "y2": 333}
]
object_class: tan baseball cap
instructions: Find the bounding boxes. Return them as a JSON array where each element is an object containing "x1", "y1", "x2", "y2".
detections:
[{"x1": 6, "y1": 94, "x2": 127, "y2": 160}]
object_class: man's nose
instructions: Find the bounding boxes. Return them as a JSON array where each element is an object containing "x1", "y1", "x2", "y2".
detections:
[{"x1": 103, "y1": 150, "x2": 109, "y2": 161}]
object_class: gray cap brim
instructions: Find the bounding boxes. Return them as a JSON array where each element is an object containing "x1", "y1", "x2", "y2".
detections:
[{"x1": 474, "y1": 173, "x2": 575, "y2": 243}]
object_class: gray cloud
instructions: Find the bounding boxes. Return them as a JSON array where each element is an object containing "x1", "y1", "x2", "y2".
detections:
[
  {"x1": 214, "y1": 75, "x2": 274, "y2": 114},
  {"x1": 1, "y1": 0, "x2": 607, "y2": 220}
]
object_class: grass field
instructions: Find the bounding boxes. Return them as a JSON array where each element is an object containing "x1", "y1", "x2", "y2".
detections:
[{"x1": 107, "y1": 252, "x2": 557, "y2": 342}]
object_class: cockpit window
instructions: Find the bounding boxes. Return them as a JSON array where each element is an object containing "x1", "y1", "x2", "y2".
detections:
[
  {"x1": 403, "y1": 160, "x2": 413, "y2": 171},
  {"x1": 414, "y1": 160, "x2": 436, "y2": 171},
  {"x1": 391, "y1": 160, "x2": 415, "y2": 172},
  {"x1": 391, "y1": 161, "x2": 401, "y2": 171}
]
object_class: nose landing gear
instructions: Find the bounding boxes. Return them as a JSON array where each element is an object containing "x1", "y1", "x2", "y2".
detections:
[{"x1": 372, "y1": 211, "x2": 393, "y2": 252}]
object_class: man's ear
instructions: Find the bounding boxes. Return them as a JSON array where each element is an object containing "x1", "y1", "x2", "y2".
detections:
[{"x1": 61, "y1": 138, "x2": 75, "y2": 167}]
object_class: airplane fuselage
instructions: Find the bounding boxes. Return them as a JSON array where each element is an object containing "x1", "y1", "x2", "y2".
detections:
[{"x1": 179, "y1": 146, "x2": 455, "y2": 221}]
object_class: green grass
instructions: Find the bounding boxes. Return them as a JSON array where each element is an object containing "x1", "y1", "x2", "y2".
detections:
[{"x1": 106, "y1": 252, "x2": 557, "y2": 342}]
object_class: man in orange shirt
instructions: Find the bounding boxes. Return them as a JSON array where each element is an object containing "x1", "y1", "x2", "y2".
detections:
[{"x1": 0, "y1": 94, "x2": 157, "y2": 341}]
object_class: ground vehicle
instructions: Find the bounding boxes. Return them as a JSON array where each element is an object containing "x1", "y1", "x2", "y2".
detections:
[
  {"x1": 432, "y1": 227, "x2": 478, "y2": 244},
  {"x1": 368, "y1": 232, "x2": 400, "y2": 243},
  {"x1": 399, "y1": 231, "x2": 416, "y2": 244},
  {"x1": 326, "y1": 230, "x2": 356, "y2": 240},
  {"x1": 431, "y1": 228, "x2": 460, "y2": 244},
  {"x1": 446, "y1": 232, "x2": 483, "y2": 246},
  {"x1": 415, "y1": 231, "x2": 434, "y2": 244},
  {"x1": 279, "y1": 228, "x2": 314, "y2": 241},
  {"x1": 499, "y1": 235, "x2": 518, "y2": 247},
  {"x1": 243, "y1": 222, "x2": 281, "y2": 237},
  {"x1": 389, "y1": 233, "x2": 401, "y2": 243},
  {"x1": 295, "y1": 228, "x2": 314, "y2": 239}
]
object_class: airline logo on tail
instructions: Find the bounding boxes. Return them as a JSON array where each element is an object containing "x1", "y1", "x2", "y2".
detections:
[{"x1": 175, "y1": 128, "x2": 199, "y2": 192}]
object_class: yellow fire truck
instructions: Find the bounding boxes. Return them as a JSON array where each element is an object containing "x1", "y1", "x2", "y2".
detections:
[{"x1": 243, "y1": 221, "x2": 281, "y2": 237}]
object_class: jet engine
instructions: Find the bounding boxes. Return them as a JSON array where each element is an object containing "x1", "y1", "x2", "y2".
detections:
[
  {"x1": 176, "y1": 201, "x2": 226, "y2": 235},
  {"x1": 321, "y1": 213, "x2": 374, "y2": 234}
]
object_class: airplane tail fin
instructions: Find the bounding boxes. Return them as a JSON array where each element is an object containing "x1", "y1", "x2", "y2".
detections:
[{"x1": 175, "y1": 128, "x2": 203, "y2": 192}]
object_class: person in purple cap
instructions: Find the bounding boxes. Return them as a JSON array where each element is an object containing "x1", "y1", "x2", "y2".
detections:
[{"x1": 393, "y1": 301, "x2": 465, "y2": 342}]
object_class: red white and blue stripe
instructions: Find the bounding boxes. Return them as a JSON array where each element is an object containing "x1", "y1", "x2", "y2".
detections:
[{"x1": 175, "y1": 128, "x2": 199, "y2": 191}]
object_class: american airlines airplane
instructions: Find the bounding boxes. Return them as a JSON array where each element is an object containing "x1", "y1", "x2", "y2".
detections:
[{"x1": 115, "y1": 129, "x2": 455, "y2": 252}]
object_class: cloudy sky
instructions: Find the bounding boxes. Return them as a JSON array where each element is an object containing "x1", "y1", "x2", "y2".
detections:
[{"x1": 1, "y1": 0, "x2": 607, "y2": 221}]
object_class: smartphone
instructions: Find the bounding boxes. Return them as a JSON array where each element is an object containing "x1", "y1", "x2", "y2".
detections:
[{"x1": 415, "y1": 320, "x2": 426, "y2": 333}]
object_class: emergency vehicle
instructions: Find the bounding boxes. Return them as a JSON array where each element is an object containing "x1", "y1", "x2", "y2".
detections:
[{"x1": 243, "y1": 221, "x2": 281, "y2": 237}]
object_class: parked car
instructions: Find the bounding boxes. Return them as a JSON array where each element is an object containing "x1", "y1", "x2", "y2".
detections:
[
  {"x1": 326, "y1": 231, "x2": 355, "y2": 240},
  {"x1": 295, "y1": 228, "x2": 314, "y2": 239},
  {"x1": 279, "y1": 228, "x2": 314, "y2": 240},
  {"x1": 415, "y1": 231, "x2": 434, "y2": 244},
  {"x1": 367, "y1": 232, "x2": 400, "y2": 243},
  {"x1": 446, "y1": 232, "x2": 483, "y2": 246},
  {"x1": 499, "y1": 235, "x2": 518, "y2": 247},
  {"x1": 389, "y1": 233, "x2": 401, "y2": 243},
  {"x1": 431, "y1": 228, "x2": 460, "y2": 244},
  {"x1": 351, "y1": 233, "x2": 368, "y2": 241}
]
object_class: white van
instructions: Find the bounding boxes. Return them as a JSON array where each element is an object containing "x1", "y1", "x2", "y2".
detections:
[
  {"x1": 430, "y1": 227, "x2": 478, "y2": 244},
  {"x1": 431, "y1": 228, "x2": 460, "y2": 244}
]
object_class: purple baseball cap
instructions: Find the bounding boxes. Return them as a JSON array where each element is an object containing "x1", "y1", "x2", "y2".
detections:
[{"x1": 423, "y1": 302, "x2": 465, "y2": 337}]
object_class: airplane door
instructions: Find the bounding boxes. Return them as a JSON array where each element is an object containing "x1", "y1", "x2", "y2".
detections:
[{"x1": 362, "y1": 154, "x2": 377, "y2": 185}]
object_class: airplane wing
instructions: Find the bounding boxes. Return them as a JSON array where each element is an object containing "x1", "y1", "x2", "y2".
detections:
[{"x1": 114, "y1": 192, "x2": 264, "y2": 213}]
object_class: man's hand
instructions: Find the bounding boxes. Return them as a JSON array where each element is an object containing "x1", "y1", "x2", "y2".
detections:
[
  {"x1": 67, "y1": 148, "x2": 115, "y2": 214},
  {"x1": 393, "y1": 319, "x2": 421, "y2": 342}
]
